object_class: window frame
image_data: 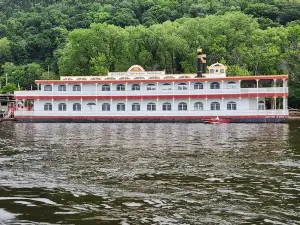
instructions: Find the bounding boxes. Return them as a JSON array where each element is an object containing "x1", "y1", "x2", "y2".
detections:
[
  {"x1": 116, "y1": 84, "x2": 125, "y2": 91},
  {"x1": 162, "y1": 102, "x2": 172, "y2": 111},
  {"x1": 227, "y1": 101, "x2": 237, "y2": 110},
  {"x1": 44, "y1": 103, "x2": 52, "y2": 111},
  {"x1": 44, "y1": 85, "x2": 52, "y2": 91},
  {"x1": 147, "y1": 84, "x2": 156, "y2": 90},
  {"x1": 117, "y1": 103, "x2": 125, "y2": 111},
  {"x1": 210, "y1": 82, "x2": 220, "y2": 89},
  {"x1": 178, "y1": 102, "x2": 188, "y2": 111},
  {"x1": 178, "y1": 83, "x2": 188, "y2": 90},
  {"x1": 102, "y1": 84, "x2": 110, "y2": 91},
  {"x1": 58, "y1": 103, "x2": 67, "y2": 111},
  {"x1": 162, "y1": 83, "x2": 172, "y2": 90},
  {"x1": 102, "y1": 103, "x2": 111, "y2": 111},
  {"x1": 73, "y1": 85, "x2": 81, "y2": 91},
  {"x1": 131, "y1": 84, "x2": 141, "y2": 91},
  {"x1": 147, "y1": 102, "x2": 156, "y2": 111},
  {"x1": 227, "y1": 81, "x2": 237, "y2": 89},
  {"x1": 132, "y1": 103, "x2": 140, "y2": 111},
  {"x1": 73, "y1": 103, "x2": 81, "y2": 111},
  {"x1": 194, "y1": 102, "x2": 204, "y2": 111},
  {"x1": 258, "y1": 101, "x2": 265, "y2": 110},
  {"x1": 194, "y1": 82, "x2": 204, "y2": 89},
  {"x1": 211, "y1": 102, "x2": 220, "y2": 110},
  {"x1": 58, "y1": 85, "x2": 66, "y2": 91}
]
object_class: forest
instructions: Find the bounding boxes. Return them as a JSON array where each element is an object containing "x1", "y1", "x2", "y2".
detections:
[{"x1": 0, "y1": 0, "x2": 300, "y2": 108}]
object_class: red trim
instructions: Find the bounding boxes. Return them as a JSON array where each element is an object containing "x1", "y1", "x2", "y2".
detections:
[
  {"x1": 35, "y1": 75, "x2": 288, "y2": 85},
  {"x1": 14, "y1": 115, "x2": 288, "y2": 119},
  {"x1": 15, "y1": 93, "x2": 288, "y2": 100}
]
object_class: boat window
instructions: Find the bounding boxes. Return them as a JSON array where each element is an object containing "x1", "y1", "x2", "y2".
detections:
[
  {"x1": 73, "y1": 85, "x2": 81, "y2": 91},
  {"x1": 102, "y1": 84, "x2": 110, "y2": 91},
  {"x1": 162, "y1": 102, "x2": 171, "y2": 111},
  {"x1": 258, "y1": 101, "x2": 265, "y2": 110},
  {"x1": 44, "y1": 85, "x2": 52, "y2": 91},
  {"x1": 178, "y1": 83, "x2": 188, "y2": 90},
  {"x1": 227, "y1": 81, "x2": 237, "y2": 89},
  {"x1": 148, "y1": 77, "x2": 160, "y2": 79},
  {"x1": 44, "y1": 103, "x2": 52, "y2": 111},
  {"x1": 194, "y1": 82, "x2": 203, "y2": 89},
  {"x1": 134, "y1": 77, "x2": 145, "y2": 80},
  {"x1": 178, "y1": 76, "x2": 190, "y2": 79},
  {"x1": 227, "y1": 101, "x2": 237, "y2": 110},
  {"x1": 178, "y1": 102, "x2": 187, "y2": 111},
  {"x1": 147, "y1": 84, "x2": 156, "y2": 90},
  {"x1": 211, "y1": 102, "x2": 220, "y2": 110},
  {"x1": 117, "y1": 84, "x2": 125, "y2": 91},
  {"x1": 210, "y1": 82, "x2": 220, "y2": 89},
  {"x1": 162, "y1": 83, "x2": 172, "y2": 90},
  {"x1": 194, "y1": 102, "x2": 204, "y2": 110},
  {"x1": 90, "y1": 77, "x2": 102, "y2": 80},
  {"x1": 58, "y1": 85, "x2": 66, "y2": 91},
  {"x1": 147, "y1": 102, "x2": 156, "y2": 111},
  {"x1": 73, "y1": 103, "x2": 81, "y2": 111},
  {"x1": 132, "y1": 84, "x2": 140, "y2": 91},
  {"x1": 117, "y1": 103, "x2": 125, "y2": 111},
  {"x1": 132, "y1": 103, "x2": 140, "y2": 111},
  {"x1": 58, "y1": 103, "x2": 67, "y2": 111},
  {"x1": 119, "y1": 77, "x2": 131, "y2": 80},
  {"x1": 102, "y1": 103, "x2": 110, "y2": 111}
]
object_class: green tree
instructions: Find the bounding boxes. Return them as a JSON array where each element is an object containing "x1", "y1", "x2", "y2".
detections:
[
  {"x1": 0, "y1": 37, "x2": 12, "y2": 64},
  {"x1": 0, "y1": 83, "x2": 17, "y2": 94}
]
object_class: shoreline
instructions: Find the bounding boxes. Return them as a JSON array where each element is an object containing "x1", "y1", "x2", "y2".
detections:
[{"x1": 287, "y1": 117, "x2": 300, "y2": 121}]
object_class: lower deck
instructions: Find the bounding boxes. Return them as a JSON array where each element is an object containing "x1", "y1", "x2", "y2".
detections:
[{"x1": 13, "y1": 97, "x2": 288, "y2": 123}]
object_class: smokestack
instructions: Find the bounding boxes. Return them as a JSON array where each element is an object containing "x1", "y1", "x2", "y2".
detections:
[
  {"x1": 201, "y1": 53, "x2": 207, "y2": 74},
  {"x1": 197, "y1": 48, "x2": 202, "y2": 77},
  {"x1": 196, "y1": 48, "x2": 206, "y2": 77}
]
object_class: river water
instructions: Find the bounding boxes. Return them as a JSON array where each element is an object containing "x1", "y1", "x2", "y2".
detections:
[{"x1": 0, "y1": 122, "x2": 299, "y2": 224}]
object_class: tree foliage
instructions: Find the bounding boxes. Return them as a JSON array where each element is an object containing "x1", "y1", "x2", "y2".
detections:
[{"x1": 0, "y1": 83, "x2": 17, "y2": 94}]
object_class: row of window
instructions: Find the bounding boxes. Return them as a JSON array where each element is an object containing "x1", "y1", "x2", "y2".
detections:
[
  {"x1": 44, "y1": 102, "x2": 238, "y2": 111},
  {"x1": 62, "y1": 75, "x2": 221, "y2": 81},
  {"x1": 44, "y1": 82, "x2": 237, "y2": 92}
]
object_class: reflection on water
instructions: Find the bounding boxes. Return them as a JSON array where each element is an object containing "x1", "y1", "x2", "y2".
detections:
[{"x1": 0, "y1": 122, "x2": 299, "y2": 224}]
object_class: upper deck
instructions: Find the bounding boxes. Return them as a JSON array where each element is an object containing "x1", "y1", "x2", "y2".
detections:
[{"x1": 14, "y1": 64, "x2": 288, "y2": 100}]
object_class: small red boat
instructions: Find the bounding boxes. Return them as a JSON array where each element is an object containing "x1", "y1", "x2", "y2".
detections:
[{"x1": 202, "y1": 117, "x2": 231, "y2": 124}]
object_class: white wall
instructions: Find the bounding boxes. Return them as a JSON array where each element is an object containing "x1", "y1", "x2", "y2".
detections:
[{"x1": 33, "y1": 98, "x2": 252, "y2": 114}]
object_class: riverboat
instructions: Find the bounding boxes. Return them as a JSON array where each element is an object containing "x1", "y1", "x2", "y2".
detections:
[{"x1": 13, "y1": 50, "x2": 288, "y2": 123}]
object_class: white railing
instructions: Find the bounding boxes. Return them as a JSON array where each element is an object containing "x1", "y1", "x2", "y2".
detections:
[{"x1": 14, "y1": 87, "x2": 288, "y2": 97}]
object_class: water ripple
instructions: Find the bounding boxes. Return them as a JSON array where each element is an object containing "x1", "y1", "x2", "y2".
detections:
[{"x1": 0, "y1": 122, "x2": 299, "y2": 224}]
